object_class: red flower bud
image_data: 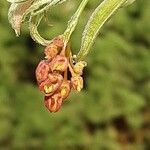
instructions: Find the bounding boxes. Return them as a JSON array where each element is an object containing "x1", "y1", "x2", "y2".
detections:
[
  {"x1": 53, "y1": 36, "x2": 64, "y2": 48},
  {"x1": 39, "y1": 73, "x2": 63, "y2": 96},
  {"x1": 44, "y1": 93, "x2": 63, "y2": 112},
  {"x1": 44, "y1": 44, "x2": 58, "y2": 60},
  {"x1": 35, "y1": 60, "x2": 50, "y2": 83},
  {"x1": 50, "y1": 55, "x2": 68, "y2": 72},
  {"x1": 71, "y1": 76, "x2": 83, "y2": 92},
  {"x1": 60, "y1": 80, "x2": 71, "y2": 100}
]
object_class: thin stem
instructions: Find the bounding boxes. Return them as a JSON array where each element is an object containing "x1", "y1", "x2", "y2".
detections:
[
  {"x1": 63, "y1": 0, "x2": 89, "y2": 44},
  {"x1": 68, "y1": 63, "x2": 76, "y2": 77},
  {"x1": 29, "y1": 13, "x2": 52, "y2": 46}
]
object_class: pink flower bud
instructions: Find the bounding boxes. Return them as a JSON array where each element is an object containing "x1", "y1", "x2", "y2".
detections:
[
  {"x1": 53, "y1": 36, "x2": 64, "y2": 48},
  {"x1": 44, "y1": 44, "x2": 58, "y2": 60},
  {"x1": 71, "y1": 76, "x2": 83, "y2": 92},
  {"x1": 39, "y1": 73, "x2": 63, "y2": 96},
  {"x1": 44, "y1": 93, "x2": 63, "y2": 112},
  {"x1": 50, "y1": 55, "x2": 68, "y2": 72},
  {"x1": 60, "y1": 80, "x2": 71, "y2": 100},
  {"x1": 73, "y1": 61, "x2": 87, "y2": 75},
  {"x1": 35, "y1": 60, "x2": 50, "y2": 83}
]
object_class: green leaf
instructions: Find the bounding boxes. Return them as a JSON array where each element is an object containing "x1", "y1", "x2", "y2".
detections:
[
  {"x1": 77, "y1": 0, "x2": 127, "y2": 61},
  {"x1": 8, "y1": 0, "x2": 34, "y2": 36},
  {"x1": 8, "y1": 0, "x2": 67, "y2": 38}
]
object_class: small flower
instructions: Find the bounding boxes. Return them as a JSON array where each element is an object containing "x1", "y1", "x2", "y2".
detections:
[
  {"x1": 71, "y1": 76, "x2": 83, "y2": 92},
  {"x1": 44, "y1": 44, "x2": 58, "y2": 60},
  {"x1": 73, "y1": 61, "x2": 87, "y2": 75},
  {"x1": 35, "y1": 60, "x2": 50, "y2": 83},
  {"x1": 39, "y1": 73, "x2": 63, "y2": 96},
  {"x1": 60, "y1": 80, "x2": 71, "y2": 99},
  {"x1": 53, "y1": 36, "x2": 64, "y2": 48},
  {"x1": 50, "y1": 55, "x2": 68, "y2": 72},
  {"x1": 44, "y1": 93, "x2": 63, "y2": 112},
  {"x1": 35, "y1": 35, "x2": 86, "y2": 113}
]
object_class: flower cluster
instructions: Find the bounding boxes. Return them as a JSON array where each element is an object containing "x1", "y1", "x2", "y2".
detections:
[{"x1": 35, "y1": 36, "x2": 86, "y2": 113}]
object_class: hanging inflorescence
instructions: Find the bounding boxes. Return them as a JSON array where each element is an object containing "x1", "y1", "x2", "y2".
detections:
[
  {"x1": 7, "y1": 0, "x2": 136, "y2": 113},
  {"x1": 35, "y1": 36, "x2": 87, "y2": 112}
]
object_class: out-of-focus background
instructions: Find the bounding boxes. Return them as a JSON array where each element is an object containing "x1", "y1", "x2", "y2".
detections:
[{"x1": 0, "y1": 0, "x2": 149, "y2": 150}]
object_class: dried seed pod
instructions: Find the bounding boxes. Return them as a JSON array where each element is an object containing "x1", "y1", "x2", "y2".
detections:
[
  {"x1": 71, "y1": 76, "x2": 83, "y2": 92},
  {"x1": 44, "y1": 44, "x2": 58, "y2": 60},
  {"x1": 44, "y1": 93, "x2": 63, "y2": 112},
  {"x1": 73, "y1": 61, "x2": 87, "y2": 75},
  {"x1": 50, "y1": 55, "x2": 68, "y2": 72},
  {"x1": 39, "y1": 73, "x2": 63, "y2": 96},
  {"x1": 60, "y1": 80, "x2": 71, "y2": 100},
  {"x1": 53, "y1": 36, "x2": 64, "y2": 48},
  {"x1": 35, "y1": 60, "x2": 50, "y2": 83}
]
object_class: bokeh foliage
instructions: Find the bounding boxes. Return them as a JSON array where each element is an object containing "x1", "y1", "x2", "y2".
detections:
[{"x1": 0, "y1": 0, "x2": 149, "y2": 149}]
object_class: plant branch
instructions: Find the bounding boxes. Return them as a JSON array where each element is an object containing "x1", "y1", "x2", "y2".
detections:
[
  {"x1": 29, "y1": 13, "x2": 52, "y2": 46},
  {"x1": 63, "y1": 0, "x2": 89, "y2": 44}
]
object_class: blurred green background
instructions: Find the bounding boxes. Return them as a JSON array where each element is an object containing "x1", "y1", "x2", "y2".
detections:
[{"x1": 0, "y1": 0, "x2": 149, "y2": 150}]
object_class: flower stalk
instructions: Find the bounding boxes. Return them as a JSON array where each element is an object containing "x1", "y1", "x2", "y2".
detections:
[
  {"x1": 63, "y1": 0, "x2": 89, "y2": 44},
  {"x1": 29, "y1": 13, "x2": 52, "y2": 46}
]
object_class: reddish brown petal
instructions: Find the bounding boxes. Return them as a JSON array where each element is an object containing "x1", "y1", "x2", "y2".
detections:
[
  {"x1": 44, "y1": 44, "x2": 58, "y2": 60},
  {"x1": 48, "y1": 73, "x2": 58, "y2": 83},
  {"x1": 60, "y1": 80, "x2": 71, "y2": 100},
  {"x1": 44, "y1": 93, "x2": 63, "y2": 112},
  {"x1": 39, "y1": 78, "x2": 51, "y2": 92},
  {"x1": 48, "y1": 73, "x2": 63, "y2": 85},
  {"x1": 35, "y1": 60, "x2": 50, "y2": 83},
  {"x1": 39, "y1": 73, "x2": 63, "y2": 96},
  {"x1": 50, "y1": 55, "x2": 68, "y2": 72},
  {"x1": 71, "y1": 76, "x2": 83, "y2": 92}
]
